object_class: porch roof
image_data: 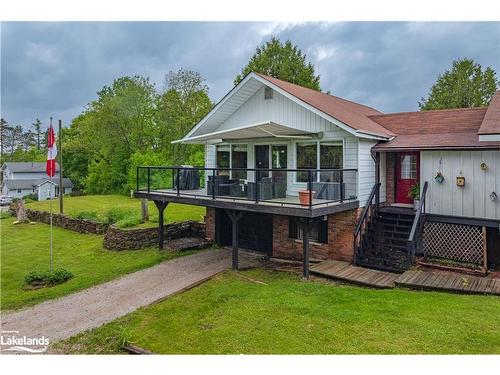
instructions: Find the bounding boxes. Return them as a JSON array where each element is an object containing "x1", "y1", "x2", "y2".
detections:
[{"x1": 171, "y1": 121, "x2": 317, "y2": 144}]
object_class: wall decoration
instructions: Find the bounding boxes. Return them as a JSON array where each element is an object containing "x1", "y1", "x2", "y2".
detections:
[
  {"x1": 480, "y1": 162, "x2": 487, "y2": 171},
  {"x1": 490, "y1": 192, "x2": 497, "y2": 202},
  {"x1": 456, "y1": 176, "x2": 465, "y2": 187},
  {"x1": 434, "y1": 157, "x2": 444, "y2": 183}
]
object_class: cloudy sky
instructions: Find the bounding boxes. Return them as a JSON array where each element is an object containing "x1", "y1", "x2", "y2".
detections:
[{"x1": 1, "y1": 21, "x2": 499, "y2": 129}]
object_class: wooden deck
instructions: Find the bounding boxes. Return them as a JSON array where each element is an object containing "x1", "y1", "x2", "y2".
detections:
[
  {"x1": 310, "y1": 260, "x2": 500, "y2": 295},
  {"x1": 395, "y1": 270, "x2": 500, "y2": 295},
  {"x1": 309, "y1": 260, "x2": 399, "y2": 289}
]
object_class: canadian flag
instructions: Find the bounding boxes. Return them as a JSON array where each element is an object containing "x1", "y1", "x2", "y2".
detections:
[{"x1": 46, "y1": 124, "x2": 58, "y2": 177}]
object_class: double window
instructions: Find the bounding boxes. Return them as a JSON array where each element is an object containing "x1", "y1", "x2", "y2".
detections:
[
  {"x1": 216, "y1": 144, "x2": 248, "y2": 180},
  {"x1": 289, "y1": 217, "x2": 328, "y2": 244},
  {"x1": 296, "y1": 141, "x2": 343, "y2": 182}
]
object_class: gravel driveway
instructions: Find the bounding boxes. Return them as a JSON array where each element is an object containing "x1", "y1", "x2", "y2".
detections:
[{"x1": 1, "y1": 248, "x2": 259, "y2": 345}]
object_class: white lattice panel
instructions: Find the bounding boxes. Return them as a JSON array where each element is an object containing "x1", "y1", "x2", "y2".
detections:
[{"x1": 423, "y1": 221, "x2": 486, "y2": 266}]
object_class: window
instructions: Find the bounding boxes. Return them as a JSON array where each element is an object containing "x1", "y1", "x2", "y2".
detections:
[
  {"x1": 400, "y1": 155, "x2": 417, "y2": 179},
  {"x1": 264, "y1": 87, "x2": 273, "y2": 99},
  {"x1": 296, "y1": 141, "x2": 343, "y2": 182},
  {"x1": 296, "y1": 142, "x2": 317, "y2": 182},
  {"x1": 17, "y1": 189, "x2": 22, "y2": 194},
  {"x1": 271, "y1": 145, "x2": 287, "y2": 169},
  {"x1": 217, "y1": 144, "x2": 248, "y2": 179},
  {"x1": 289, "y1": 217, "x2": 328, "y2": 244},
  {"x1": 231, "y1": 145, "x2": 247, "y2": 180},
  {"x1": 216, "y1": 145, "x2": 230, "y2": 176}
]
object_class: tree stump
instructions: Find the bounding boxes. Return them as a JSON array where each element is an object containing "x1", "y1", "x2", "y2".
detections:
[
  {"x1": 13, "y1": 199, "x2": 31, "y2": 224},
  {"x1": 141, "y1": 198, "x2": 149, "y2": 222}
]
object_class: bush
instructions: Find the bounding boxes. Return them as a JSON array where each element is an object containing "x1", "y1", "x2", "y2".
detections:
[
  {"x1": 115, "y1": 215, "x2": 143, "y2": 229},
  {"x1": 73, "y1": 210, "x2": 101, "y2": 222},
  {"x1": 0, "y1": 210, "x2": 12, "y2": 220},
  {"x1": 25, "y1": 268, "x2": 73, "y2": 287},
  {"x1": 24, "y1": 193, "x2": 38, "y2": 202}
]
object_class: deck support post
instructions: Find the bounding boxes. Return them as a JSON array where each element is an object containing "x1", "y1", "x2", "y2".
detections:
[
  {"x1": 375, "y1": 152, "x2": 380, "y2": 210},
  {"x1": 154, "y1": 200, "x2": 169, "y2": 250},
  {"x1": 225, "y1": 210, "x2": 244, "y2": 271},
  {"x1": 298, "y1": 217, "x2": 312, "y2": 280}
]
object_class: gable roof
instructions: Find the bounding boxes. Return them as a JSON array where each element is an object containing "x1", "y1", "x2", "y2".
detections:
[
  {"x1": 478, "y1": 90, "x2": 500, "y2": 137},
  {"x1": 4, "y1": 178, "x2": 73, "y2": 190},
  {"x1": 2, "y1": 162, "x2": 60, "y2": 173},
  {"x1": 370, "y1": 107, "x2": 500, "y2": 150},
  {"x1": 255, "y1": 73, "x2": 395, "y2": 138},
  {"x1": 180, "y1": 72, "x2": 393, "y2": 143}
]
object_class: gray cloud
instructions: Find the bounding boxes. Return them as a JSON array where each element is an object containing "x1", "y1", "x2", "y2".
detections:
[{"x1": 1, "y1": 21, "x2": 499, "y2": 129}]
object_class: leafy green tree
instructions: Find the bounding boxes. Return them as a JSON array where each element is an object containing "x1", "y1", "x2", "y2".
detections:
[
  {"x1": 32, "y1": 118, "x2": 43, "y2": 150},
  {"x1": 234, "y1": 37, "x2": 321, "y2": 90},
  {"x1": 156, "y1": 69, "x2": 212, "y2": 166},
  {"x1": 419, "y1": 58, "x2": 499, "y2": 110}
]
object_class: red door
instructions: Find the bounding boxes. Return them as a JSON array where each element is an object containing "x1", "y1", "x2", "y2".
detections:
[{"x1": 395, "y1": 152, "x2": 419, "y2": 204}]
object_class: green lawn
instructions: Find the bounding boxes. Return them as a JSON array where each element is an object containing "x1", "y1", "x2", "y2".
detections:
[
  {"x1": 0, "y1": 217, "x2": 197, "y2": 311},
  {"x1": 26, "y1": 194, "x2": 206, "y2": 228},
  {"x1": 53, "y1": 269, "x2": 500, "y2": 354}
]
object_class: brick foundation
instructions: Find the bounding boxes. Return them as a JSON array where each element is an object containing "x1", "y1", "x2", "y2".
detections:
[
  {"x1": 272, "y1": 208, "x2": 358, "y2": 262},
  {"x1": 205, "y1": 207, "x2": 216, "y2": 241}
]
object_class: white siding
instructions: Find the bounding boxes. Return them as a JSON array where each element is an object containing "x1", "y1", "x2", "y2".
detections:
[
  {"x1": 216, "y1": 87, "x2": 337, "y2": 134},
  {"x1": 10, "y1": 171, "x2": 60, "y2": 180},
  {"x1": 421, "y1": 150, "x2": 500, "y2": 220},
  {"x1": 357, "y1": 139, "x2": 383, "y2": 206}
]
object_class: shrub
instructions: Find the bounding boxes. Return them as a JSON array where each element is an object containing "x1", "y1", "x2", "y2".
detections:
[
  {"x1": 73, "y1": 210, "x2": 101, "y2": 222},
  {"x1": 25, "y1": 268, "x2": 73, "y2": 287},
  {"x1": 115, "y1": 215, "x2": 143, "y2": 229},
  {"x1": 24, "y1": 193, "x2": 38, "y2": 202}
]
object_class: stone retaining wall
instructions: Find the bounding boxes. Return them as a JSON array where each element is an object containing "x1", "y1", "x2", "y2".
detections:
[
  {"x1": 103, "y1": 221, "x2": 206, "y2": 250},
  {"x1": 9, "y1": 204, "x2": 108, "y2": 234}
]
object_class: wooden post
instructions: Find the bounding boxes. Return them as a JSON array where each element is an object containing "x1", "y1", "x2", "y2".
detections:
[
  {"x1": 225, "y1": 210, "x2": 244, "y2": 271},
  {"x1": 299, "y1": 217, "x2": 311, "y2": 280},
  {"x1": 58, "y1": 119, "x2": 63, "y2": 214},
  {"x1": 154, "y1": 201, "x2": 168, "y2": 250},
  {"x1": 141, "y1": 198, "x2": 149, "y2": 222}
]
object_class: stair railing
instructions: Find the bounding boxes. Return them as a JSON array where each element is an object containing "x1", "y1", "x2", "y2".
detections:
[
  {"x1": 353, "y1": 182, "x2": 380, "y2": 264},
  {"x1": 407, "y1": 181, "x2": 428, "y2": 264}
]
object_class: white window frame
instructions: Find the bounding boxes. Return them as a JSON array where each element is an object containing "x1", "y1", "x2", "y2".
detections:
[
  {"x1": 293, "y1": 139, "x2": 345, "y2": 183},
  {"x1": 216, "y1": 143, "x2": 249, "y2": 180}
]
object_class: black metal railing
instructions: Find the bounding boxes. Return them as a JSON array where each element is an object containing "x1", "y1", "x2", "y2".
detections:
[
  {"x1": 136, "y1": 166, "x2": 358, "y2": 208},
  {"x1": 407, "y1": 181, "x2": 428, "y2": 263},
  {"x1": 353, "y1": 182, "x2": 380, "y2": 262}
]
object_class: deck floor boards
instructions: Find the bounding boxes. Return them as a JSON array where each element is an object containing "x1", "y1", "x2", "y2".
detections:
[
  {"x1": 311, "y1": 261, "x2": 500, "y2": 295},
  {"x1": 310, "y1": 261, "x2": 398, "y2": 289},
  {"x1": 394, "y1": 270, "x2": 500, "y2": 295}
]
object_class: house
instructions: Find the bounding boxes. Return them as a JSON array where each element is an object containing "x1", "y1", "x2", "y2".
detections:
[
  {"x1": 0, "y1": 162, "x2": 73, "y2": 201},
  {"x1": 135, "y1": 72, "x2": 500, "y2": 277}
]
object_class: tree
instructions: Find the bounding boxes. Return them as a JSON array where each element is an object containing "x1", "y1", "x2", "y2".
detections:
[
  {"x1": 32, "y1": 118, "x2": 43, "y2": 150},
  {"x1": 234, "y1": 37, "x2": 321, "y2": 90},
  {"x1": 419, "y1": 58, "x2": 499, "y2": 110},
  {"x1": 0, "y1": 118, "x2": 9, "y2": 159},
  {"x1": 156, "y1": 69, "x2": 212, "y2": 166}
]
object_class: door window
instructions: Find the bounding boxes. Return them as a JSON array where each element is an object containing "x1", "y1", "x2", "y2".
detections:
[{"x1": 400, "y1": 155, "x2": 417, "y2": 179}]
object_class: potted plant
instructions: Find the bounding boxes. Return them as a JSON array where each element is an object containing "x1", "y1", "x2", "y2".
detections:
[
  {"x1": 408, "y1": 183, "x2": 421, "y2": 210},
  {"x1": 298, "y1": 190, "x2": 315, "y2": 206}
]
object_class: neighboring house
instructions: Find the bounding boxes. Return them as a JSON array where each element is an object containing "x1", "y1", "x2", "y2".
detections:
[
  {"x1": 135, "y1": 72, "x2": 500, "y2": 276},
  {"x1": 0, "y1": 162, "x2": 73, "y2": 200}
]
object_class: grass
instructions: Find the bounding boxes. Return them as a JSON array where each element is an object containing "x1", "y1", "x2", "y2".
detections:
[
  {"x1": 53, "y1": 269, "x2": 500, "y2": 354},
  {"x1": 0, "y1": 217, "x2": 197, "y2": 310},
  {"x1": 26, "y1": 195, "x2": 206, "y2": 228}
]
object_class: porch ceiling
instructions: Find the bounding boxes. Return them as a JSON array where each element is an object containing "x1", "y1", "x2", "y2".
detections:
[{"x1": 171, "y1": 121, "x2": 317, "y2": 144}]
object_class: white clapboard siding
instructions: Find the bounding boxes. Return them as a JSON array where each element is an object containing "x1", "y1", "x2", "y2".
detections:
[
  {"x1": 421, "y1": 150, "x2": 500, "y2": 220},
  {"x1": 357, "y1": 139, "x2": 384, "y2": 206},
  {"x1": 216, "y1": 86, "x2": 336, "y2": 133}
]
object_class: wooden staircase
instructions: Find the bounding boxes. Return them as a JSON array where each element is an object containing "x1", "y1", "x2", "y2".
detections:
[{"x1": 355, "y1": 206, "x2": 415, "y2": 273}]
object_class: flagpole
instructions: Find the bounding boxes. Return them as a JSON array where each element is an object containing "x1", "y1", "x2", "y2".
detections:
[{"x1": 49, "y1": 117, "x2": 53, "y2": 272}]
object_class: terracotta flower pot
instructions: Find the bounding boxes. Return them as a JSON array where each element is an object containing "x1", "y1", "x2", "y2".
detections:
[{"x1": 298, "y1": 190, "x2": 315, "y2": 206}]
